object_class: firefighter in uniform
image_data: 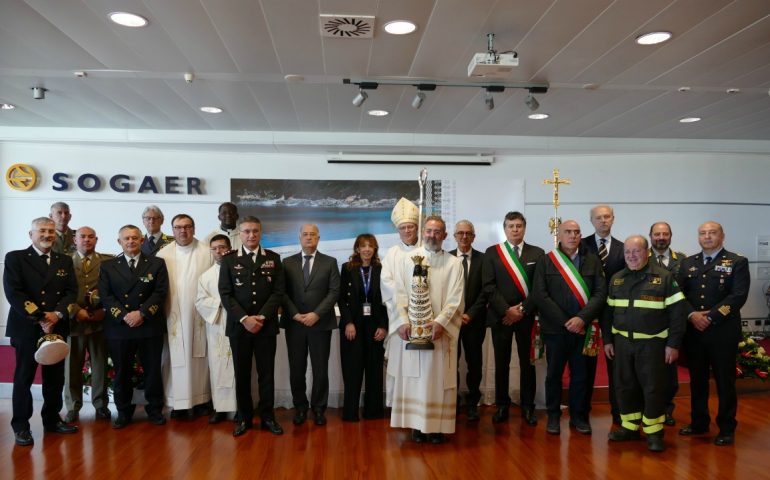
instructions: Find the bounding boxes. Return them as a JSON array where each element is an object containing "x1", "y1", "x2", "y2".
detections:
[
  {"x1": 676, "y1": 221, "x2": 749, "y2": 447},
  {"x1": 602, "y1": 235, "x2": 686, "y2": 452}
]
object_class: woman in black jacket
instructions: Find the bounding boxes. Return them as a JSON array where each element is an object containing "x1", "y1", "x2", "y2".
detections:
[{"x1": 339, "y1": 233, "x2": 388, "y2": 421}]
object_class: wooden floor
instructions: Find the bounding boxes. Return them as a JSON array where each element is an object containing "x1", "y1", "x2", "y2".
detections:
[{"x1": 2, "y1": 392, "x2": 770, "y2": 480}]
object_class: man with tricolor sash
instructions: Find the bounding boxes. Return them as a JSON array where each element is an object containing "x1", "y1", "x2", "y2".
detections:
[
  {"x1": 482, "y1": 211, "x2": 544, "y2": 425},
  {"x1": 532, "y1": 220, "x2": 606, "y2": 436},
  {"x1": 602, "y1": 235, "x2": 686, "y2": 452}
]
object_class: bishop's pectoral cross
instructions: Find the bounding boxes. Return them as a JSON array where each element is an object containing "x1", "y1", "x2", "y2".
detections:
[{"x1": 542, "y1": 169, "x2": 571, "y2": 247}]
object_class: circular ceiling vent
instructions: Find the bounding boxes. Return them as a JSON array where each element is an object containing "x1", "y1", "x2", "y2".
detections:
[{"x1": 320, "y1": 15, "x2": 375, "y2": 38}]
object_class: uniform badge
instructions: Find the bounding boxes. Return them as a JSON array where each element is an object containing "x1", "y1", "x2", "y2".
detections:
[
  {"x1": 24, "y1": 301, "x2": 39, "y2": 314},
  {"x1": 718, "y1": 305, "x2": 731, "y2": 316},
  {"x1": 148, "y1": 304, "x2": 159, "y2": 315},
  {"x1": 56, "y1": 269, "x2": 68, "y2": 277},
  {"x1": 650, "y1": 276, "x2": 662, "y2": 285},
  {"x1": 721, "y1": 259, "x2": 733, "y2": 266},
  {"x1": 688, "y1": 266, "x2": 698, "y2": 272},
  {"x1": 234, "y1": 264, "x2": 244, "y2": 270},
  {"x1": 260, "y1": 260, "x2": 275, "y2": 268},
  {"x1": 110, "y1": 307, "x2": 121, "y2": 317},
  {"x1": 714, "y1": 265, "x2": 732, "y2": 273},
  {"x1": 235, "y1": 279, "x2": 244, "y2": 287},
  {"x1": 613, "y1": 278, "x2": 624, "y2": 286}
]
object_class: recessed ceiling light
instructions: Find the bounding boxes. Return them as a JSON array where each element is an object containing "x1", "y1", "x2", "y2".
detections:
[
  {"x1": 384, "y1": 20, "x2": 417, "y2": 35},
  {"x1": 726, "y1": 88, "x2": 740, "y2": 94},
  {"x1": 678, "y1": 86, "x2": 691, "y2": 92},
  {"x1": 109, "y1": 12, "x2": 149, "y2": 28},
  {"x1": 582, "y1": 83, "x2": 600, "y2": 90},
  {"x1": 284, "y1": 74, "x2": 305, "y2": 82},
  {"x1": 635, "y1": 31, "x2": 672, "y2": 45},
  {"x1": 367, "y1": 109, "x2": 389, "y2": 117},
  {"x1": 1, "y1": 103, "x2": 16, "y2": 110},
  {"x1": 679, "y1": 117, "x2": 701, "y2": 123},
  {"x1": 200, "y1": 106, "x2": 223, "y2": 114},
  {"x1": 528, "y1": 113, "x2": 549, "y2": 120}
]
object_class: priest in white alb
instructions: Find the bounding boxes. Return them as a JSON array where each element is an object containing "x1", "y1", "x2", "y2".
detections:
[
  {"x1": 387, "y1": 215, "x2": 464, "y2": 444},
  {"x1": 157, "y1": 214, "x2": 214, "y2": 417},
  {"x1": 195, "y1": 234, "x2": 237, "y2": 422}
]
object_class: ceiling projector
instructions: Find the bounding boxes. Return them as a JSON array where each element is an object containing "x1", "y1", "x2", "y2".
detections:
[{"x1": 468, "y1": 52, "x2": 519, "y2": 77}]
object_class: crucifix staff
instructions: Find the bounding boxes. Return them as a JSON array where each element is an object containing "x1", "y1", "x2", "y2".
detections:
[{"x1": 543, "y1": 169, "x2": 571, "y2": 247}]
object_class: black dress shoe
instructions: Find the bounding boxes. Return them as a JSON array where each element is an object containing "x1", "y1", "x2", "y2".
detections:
[
  {"x1": 523, "y1": 408, "x2": 537, "y2": 426},
  {"x1": 569, "y1": 418, "x2": 592, "y2": 435},
  {"x1": 193, "y1": 403, "x2": 213, "y2": 417},
  {"x1": 64, "y1": 411, "x2": 79, "y2": 423},
  {"x1": 664, "y1": 414, "x2": 676, "y2": 426},
  {"x1": 209, "y1": 411, "x2": 227, "y2": 424},
  {"x1": 14, "y1": 430, "x2": 34, "y2": 446},
  {"x1": 170, "y1": 409, "x2": 191, "y2": 420},
  {"x1": 293, "y1": 409, "x2": 307, "y2": 425},
  {"x1": 647, "y1": 432, "x2": 665, "y2": 452},
  {"x1": 411, "y1": 429, "x2": 427, "y2": 443},
  {"x1": 44, "y1": 421, "x2": 78, "y2": 434},
  {"x1": 608, "y1": 427, "x2": 642, "y2": 442},
  {"x1": 546, "y1": 415, "x2": 561, "y2": 435},
  {"x1": 679, "y1": 424, "x2": 709, "y2": 436},
  {"x1": 714, "y1": 433, "x2": 734, "y2": 446},
  {"x1": 260, "y1": 418, "x2": 284, "y2": 435},
  {"x1": 148, "y1": 413, "x2": 166, "y2": 425},
  {"x1": 313, "y1": 410, "x2": 327, "y2": 426},
  {"x1": 467, "y1": 405, "x2": 480, "y2": 422},
  {"x1": 233, "y1": 421, "x2": 252, "y2": 437},
  {"x1": 112, "y1": 415, "x2": 132, "y2": 429},
  {"x1": 491, "y1": 407, "x2": 509, "y2": 424},
  {"x1": 95, "y1": 407, "x2": 112, "y2": 420},
  {"x1": 428, "y1": 433, "x2": 446, "y2": 444}
]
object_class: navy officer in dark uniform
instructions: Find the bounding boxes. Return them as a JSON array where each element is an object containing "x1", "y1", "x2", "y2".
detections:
[
  {"x1": 3, "y1": 217, "x2": 78, "y2": 446},
  {"x1": 219, "y1": 216, "x2": 285, "y2": 437},
  {"x1": 676, "y1": 221, "x2": 749, "y2": 446},
  {"x1": 99, "y1": 224, "x2": 169, "y2": 429}
]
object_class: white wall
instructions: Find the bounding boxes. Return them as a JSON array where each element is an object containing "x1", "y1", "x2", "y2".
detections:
[{"x1": 2, "y1": 141, "x2": 769, "y2": 336}]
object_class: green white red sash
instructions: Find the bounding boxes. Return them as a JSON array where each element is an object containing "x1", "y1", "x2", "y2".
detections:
[
  {"x1": 495, "y1": 241, "x2": 530, "y2": 298},
  {"x1": 547, "y1": 249, "x2": 590, "y2": 308}
]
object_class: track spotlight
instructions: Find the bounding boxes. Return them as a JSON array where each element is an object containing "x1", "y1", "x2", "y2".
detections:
[
  {"x1": 352, "y1": 89, "x2": 368, "y2": 107},
  {"x1": 31, "y1": 86, "x2": 47, "y2": 100},
  {"x1": 484, "y1": 91, "x2": 494, "y2": 110},
  {"x1": 525, "y1": 92, "x2": 540, "y2": 112},
  {"x1": 411, "y1": 91, "x2": 426, "y2": 109}
]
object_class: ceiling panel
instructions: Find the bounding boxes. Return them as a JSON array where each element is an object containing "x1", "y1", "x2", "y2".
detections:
[{"x1": 0, "y1": 0, "x2": 767, "y2": 140}]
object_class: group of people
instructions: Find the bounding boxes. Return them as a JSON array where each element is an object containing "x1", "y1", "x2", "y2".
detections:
[{"x1": 3, "y1": 199, "x2": 749, "y2": 454}]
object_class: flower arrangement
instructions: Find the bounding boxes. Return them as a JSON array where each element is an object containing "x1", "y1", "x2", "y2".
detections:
[
  {"x1": 82, "y1": 354, "x2": 145, "y2": 393},
  {"x1": 736, "y1": 333, "x2": 770, "y2": 381}
]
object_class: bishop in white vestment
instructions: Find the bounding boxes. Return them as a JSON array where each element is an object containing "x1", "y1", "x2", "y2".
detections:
[
  {"x1": 157, "y1": 215, "x2": 214, "y2": 412},
  {"x1": 387, "y1": 217, "x2": 464, "y2": 441}
]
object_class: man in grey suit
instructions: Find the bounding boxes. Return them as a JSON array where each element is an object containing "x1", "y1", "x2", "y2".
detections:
[
  {"x1": 64, "y1": 226, "x2": 114, "y2": 423},
  {"x1": 282, "y1": 224, "x2": 340, "y2": 426}
]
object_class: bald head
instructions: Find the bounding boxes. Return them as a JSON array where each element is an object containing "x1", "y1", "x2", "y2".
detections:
[
  {"x1": 558, "y1": 220, "x2": 582, "y2": 256},
  {"x1": 698, "y1": 221, "x2": 725, "y2": 253},
  {"x1": 75, "y1": 226, "x2": 98, "y2": 255}
]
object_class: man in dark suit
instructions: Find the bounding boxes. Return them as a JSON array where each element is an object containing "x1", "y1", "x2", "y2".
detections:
[
  {"x1": 219, "y1": 216, "x2": 285, "y2": 437},
  {"x1": 676, "y1": 221, "x2": 749, "y2": 446},
  {"x1": 648, "y1": 221, "x2": 687, "y2": 426},
  {"x1": 140, "y1": 205, "x2": 173, "y2": 256},
  {"x1": 99, "y1": 224, "x2": 169, "y2": 429},
  {"x1": 581, "y1": 204, "x2": 623, "y2": 424},
  {"x1": 533, "y1": 220, "x2": 606, "y2": 436},
  {"x1": 282, "y1": 224, "x2": 340, "y2": 426},
  {"x1": 448, "y1": 220, "x2": 487, "y2": 422},
  {"x1": 482, "y1": 211, "x2": 544, "y2": 426},
  {"x1": 64, "y1": 226, "x2": 114, "y2": 423},
  {"x1": 3, "y1": 217, "x2": 79, "y2": 446}
]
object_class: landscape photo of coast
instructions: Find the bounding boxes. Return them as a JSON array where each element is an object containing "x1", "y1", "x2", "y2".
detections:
[{"x1": 231, "y1": 179, "x2": 442, "y2": 256}]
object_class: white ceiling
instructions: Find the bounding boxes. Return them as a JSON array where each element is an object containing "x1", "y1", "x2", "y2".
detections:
[{"x1": 0, "y1": 0, "x2": 769, "y2": 141}]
